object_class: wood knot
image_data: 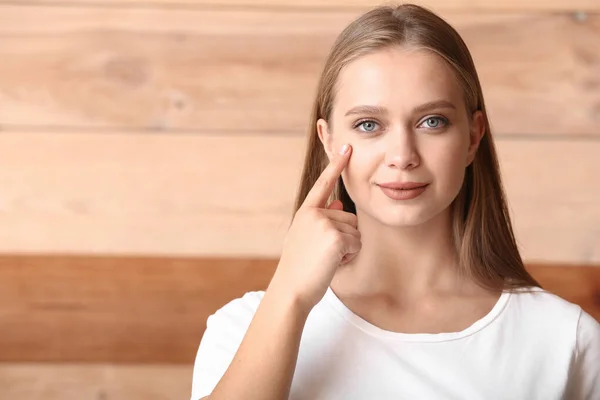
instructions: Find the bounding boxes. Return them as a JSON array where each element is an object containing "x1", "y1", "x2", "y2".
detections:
[{"x1": 104, "y1": 56, "x2": 149, "y2": 87}]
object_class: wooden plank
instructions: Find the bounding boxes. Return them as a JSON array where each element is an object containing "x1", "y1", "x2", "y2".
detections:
[
  {"x1": 0, "y1": 255, "x2": 598, "y2": 364},
  {"x1": 0, "y1": 255, "x2": 275, "y2": 363},
  {"x1": 0, "y1": 132, "x2": 303, "y2": 257},
  {"x1": 497, "y1": 140, "x2": 600, "y2": 264},
  {"x1": 0, "y1": 363, "x2": 192, "y2": 400},
  {"x1": 9, "y1": 1, "x2": 600, "y2": 12},
  {"x1": 0, "y1": 132, "x2": 599, "y2": 263},
  {"x1": 0, "y1": 6, "x2": 599, "y2": 135}
]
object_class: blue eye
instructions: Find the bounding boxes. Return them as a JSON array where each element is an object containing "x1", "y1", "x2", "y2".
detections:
[
  {"x1": 354, "y1": 120, "x2": 379, "y2": 133},
  {"x1": 419, "y1": 116, "x2": 448, "y2": 129}
]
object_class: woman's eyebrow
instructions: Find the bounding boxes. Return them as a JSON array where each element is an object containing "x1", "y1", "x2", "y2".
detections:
[
  {"x1": 344, "y1": 100, "x2": 456, "y2": 117},
  {"x1": 344, "y1": 105, "x2": 388, "y2": 117},
  {"x1": 413, "y1": 100, "x2": 456, "y2": 113}
]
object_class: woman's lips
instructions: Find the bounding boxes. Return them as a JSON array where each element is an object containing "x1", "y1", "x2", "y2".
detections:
[{"x1": 377, "y1": 183, "x2": 428, "y2": 200}]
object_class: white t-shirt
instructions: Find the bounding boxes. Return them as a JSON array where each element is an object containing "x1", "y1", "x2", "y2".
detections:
[{"x1": 191, "y1": 286, "x2": 600, "y2": 400}]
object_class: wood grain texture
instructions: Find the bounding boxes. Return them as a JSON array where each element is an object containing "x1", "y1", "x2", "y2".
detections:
[
  {"x1": 0, "y1": 254, "x2": 275, "y2": 363},
  {"x1": 0, "y1": 254, "x2": 598, "y2": 364},
  {"x1": 10, "y1": 1, "x2": 600, "y2": 12},
  {"x1": 0, "y1": 363, "x2": 192, "y2": 400},
  {"x1": 0, "y1": 132, "x2": 302, "y2": 257},
  {"x1": 0, "y1": 132, "x2": 599, "y2": 263},
  {"x1": 0, "y1": 5, "x2": 599, "y2": 135}
]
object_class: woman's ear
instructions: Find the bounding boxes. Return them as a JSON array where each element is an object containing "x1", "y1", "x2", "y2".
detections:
[
  {"x1": 466, "y1": 110, "x2": 485, "y2": 166},
  {"x1": 317, "y1": 118, "x2": 334, "y2": 161}
]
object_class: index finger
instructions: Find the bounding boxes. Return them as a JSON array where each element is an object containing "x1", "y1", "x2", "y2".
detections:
[{"x1": 302, "y1": 143, "x2": 352, "y2": 209}]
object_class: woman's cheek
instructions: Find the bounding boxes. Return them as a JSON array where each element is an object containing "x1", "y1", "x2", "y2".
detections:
[
  {"x1": 439, "y1": 154, "x2": 467, "y2": 195},
  {"x1": 341, "y1": 146, "x2": 370, "y2": 194}
]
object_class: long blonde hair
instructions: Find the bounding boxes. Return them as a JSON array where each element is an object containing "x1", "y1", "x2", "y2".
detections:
[{"x1": 293, "y1": 4, "x2": 540, "y2": 292}]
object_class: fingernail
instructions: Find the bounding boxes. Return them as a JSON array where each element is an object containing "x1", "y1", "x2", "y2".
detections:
[{"x1": 339, "y1": 144, "x2": 349, "y2": 155}]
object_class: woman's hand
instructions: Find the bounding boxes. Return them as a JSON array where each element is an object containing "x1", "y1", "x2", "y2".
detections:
[{"x1": 268, "y1": 144, "x2": 361, "y2": 311}]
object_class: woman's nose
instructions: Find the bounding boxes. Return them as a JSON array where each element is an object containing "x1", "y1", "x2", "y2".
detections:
[{"x1": 384, "y1": 129, "x2": 420, "y2": 170}]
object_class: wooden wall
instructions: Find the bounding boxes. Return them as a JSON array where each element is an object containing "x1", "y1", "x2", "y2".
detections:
[{"x1": 0, "y1": 1, "x2": 599, "y2": 399}]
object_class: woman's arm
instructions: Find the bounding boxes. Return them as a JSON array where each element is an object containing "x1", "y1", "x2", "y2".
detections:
[
  {"x1": 196, "y1": 146, "x2": 356, "y2": 399},
  {"x1": 205, "y1": 285, "x2": 310, "y2": 400}
]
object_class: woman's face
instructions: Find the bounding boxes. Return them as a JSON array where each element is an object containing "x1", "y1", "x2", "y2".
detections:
[{"x1": 317, "y1": 46, "x2": 484, "y2": 227}]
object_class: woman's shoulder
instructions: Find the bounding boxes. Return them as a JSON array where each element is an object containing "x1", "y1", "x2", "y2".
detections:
[
  {"x1": 191, "y1": 290, "x2": 266, "y2": 400},
  {"x1": 216, "y1": 290, "x2": 266, "y2": 312},
  {"x1": 505, "y1": 286, "x2": 599, "y2": 338},
  {"x1": 207, "y1": 290, "x2": 266, "y2": 328},
  {"x1": 508, "y1": 286, "x2": 582, "y2": 313}
]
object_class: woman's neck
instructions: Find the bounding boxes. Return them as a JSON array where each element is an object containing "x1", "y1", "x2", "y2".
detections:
[{"x1": 332, "y1": 207, "x2": 478, "y2": 303}]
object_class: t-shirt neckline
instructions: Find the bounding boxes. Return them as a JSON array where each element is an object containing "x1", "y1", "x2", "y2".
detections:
[{"x1": 324, "y1": 285, "x2": 511, "y2": 342}]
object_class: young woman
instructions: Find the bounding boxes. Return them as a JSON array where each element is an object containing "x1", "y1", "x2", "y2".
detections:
[{"x1": 191, "y1": 4, "x2": 600, "y2": 399}]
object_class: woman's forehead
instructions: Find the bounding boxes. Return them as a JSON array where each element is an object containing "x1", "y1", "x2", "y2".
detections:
[{"x1": 333, "y1": 47, "x2": 464, "y2": 115}]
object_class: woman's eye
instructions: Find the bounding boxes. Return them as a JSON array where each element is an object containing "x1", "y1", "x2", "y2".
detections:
[
  {"x1": 419, "y1": 116, "x2": 448, "y2": 129},
  {"x1": 355, "y1": 120, "x2": 379, "y2": 132}
]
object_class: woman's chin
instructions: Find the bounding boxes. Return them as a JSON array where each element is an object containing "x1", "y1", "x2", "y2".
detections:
[{"x1": 361, "y1": 208, "x2": 434, "y2": 228}]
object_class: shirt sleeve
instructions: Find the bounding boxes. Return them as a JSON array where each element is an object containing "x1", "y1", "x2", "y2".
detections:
[
  {"x1": 190, "y1": 291, "x2": 265, "y2": 400},
  {"x1": 566, "y1": 308, "x2": 600, "y2": 400}
]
